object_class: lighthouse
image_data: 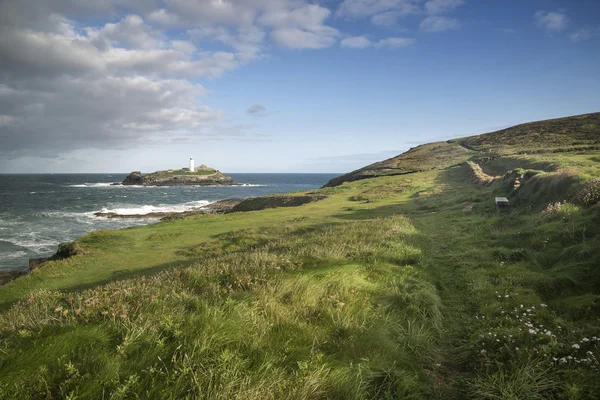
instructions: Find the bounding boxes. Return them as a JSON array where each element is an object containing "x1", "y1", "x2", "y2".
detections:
[{"x1": 189, "y1": 157, "x2": 195, "y2": 172}]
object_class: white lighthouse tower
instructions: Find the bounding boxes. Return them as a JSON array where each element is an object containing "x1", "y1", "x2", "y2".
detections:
[{"x1": 189, "y1": 156, "x2": 195, "y2": 172}]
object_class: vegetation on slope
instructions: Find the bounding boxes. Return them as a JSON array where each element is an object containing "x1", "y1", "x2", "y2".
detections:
[
  {"x1": 326, "y1": 112, "x2": 599, "y2": 188},
  {"x1": 0, "y1": 113, "x2": 599, "y2": 399}
]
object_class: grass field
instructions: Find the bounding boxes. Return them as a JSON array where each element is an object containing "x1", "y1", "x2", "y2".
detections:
[
  {"x1": 0, "y1": 115, "x2": 599, "y2": 398},
  {"x1": 165, "y1": 169, "x2": 216, "y2": 176}
]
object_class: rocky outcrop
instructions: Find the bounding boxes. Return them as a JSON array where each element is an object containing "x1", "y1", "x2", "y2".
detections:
[
  {"x1": 94, "y1": 199, "x2": 244, "y2": 220},
  {"x1": 0, "y1": 269, "x2": 27, "y2": 286},
  {"x1": 29, "y1": 241, "x2": 86, "y2": 271},
  {"x1": 121, "y1": 168, "x2": 234, "y2": 186},
  {"x1": 231, "y1": 194, "x2": 327, "y2": 213}
]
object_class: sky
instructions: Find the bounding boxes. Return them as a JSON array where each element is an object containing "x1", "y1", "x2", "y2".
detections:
[{"x1": 0, "y1": 0, "x2": 599, "y2": 173}]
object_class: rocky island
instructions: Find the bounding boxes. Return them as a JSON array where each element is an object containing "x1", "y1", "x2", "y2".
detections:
[{"x1": 121, "y1": 163, "x2": 234, "y2": 186}]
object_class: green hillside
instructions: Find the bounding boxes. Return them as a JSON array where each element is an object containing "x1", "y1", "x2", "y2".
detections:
[
  {"x1": 325, "y1": 112, "x2": 600, "y2": 187},
  {"x1": 1, "y1": 113, "x2": 600, "y2": 399}
]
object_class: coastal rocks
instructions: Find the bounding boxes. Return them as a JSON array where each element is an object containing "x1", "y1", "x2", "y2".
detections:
[
  {"x1": 94, "y1": 198, "x2": 244, "y2": 220},
  {"x1": 29, "y1": 241, "x2": 86, "y2": 271},
  {"x1": 1, "y1": 242, "x2": 86, "y2": 286},
  {"x1": 231, "y1": 194, "x2": 327, "y2": 213},
  {"x1": 0, "y1": 269, "x2": 27, "y2": 286},
  {"x1": 121, "y1": 168, "x2": 234, "y2": 186},
  {"x1": 122, "y1": 171, "x2": 143, "y2": 185}
]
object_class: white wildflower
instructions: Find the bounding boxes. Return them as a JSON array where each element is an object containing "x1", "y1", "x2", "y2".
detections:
[
  {"x1": 582, "y1": 338, "x2": 590, "y2": 342},
  {"x1": 573, "y1": 344, "x2": 581, "y2": 349},
  {"x1": 540, "y1": 304, "x2": 547, "y2": 307}
]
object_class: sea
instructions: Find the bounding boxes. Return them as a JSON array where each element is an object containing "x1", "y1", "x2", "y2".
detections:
[{"x1": 0, "y1": 173, "x2": 339, "y2": 273}]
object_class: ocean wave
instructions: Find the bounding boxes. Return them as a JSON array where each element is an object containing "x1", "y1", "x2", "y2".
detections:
[
  {"x1": 96, "y1": 200, "x2": 212, "y2": 216},
  {"x1": 0, "y1": 250, "x2": 28, "y2": 260},
  {"x1": 68, "y1": 183, "x2": 118, "y2": 188},
  {"x1": 1, "y1": 236, "x2": 59, "y2": 251}
]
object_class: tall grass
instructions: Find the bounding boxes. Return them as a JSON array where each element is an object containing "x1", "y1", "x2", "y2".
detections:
[{"x1": 0, "y1": 218, "x2": 441, "y2": 399}]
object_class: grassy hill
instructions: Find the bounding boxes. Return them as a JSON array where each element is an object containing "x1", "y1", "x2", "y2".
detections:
[
  {"x1": 1, "y1": 112, "x2": 599, "y2": 399},
  {"x1": 325, "y1": 112, "x2": 600, "y2": 187}
]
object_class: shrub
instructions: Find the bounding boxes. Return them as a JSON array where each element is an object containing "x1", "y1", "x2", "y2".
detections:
[{"x1": 575, "y1": 179, "x2": 600, "y2": 206}]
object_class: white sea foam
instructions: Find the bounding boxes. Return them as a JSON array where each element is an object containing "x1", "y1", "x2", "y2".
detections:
[
  {"x1": 1, "y1": 250, "x2": 28, "y2": 260},
  {"x1": 3, "y1": 236, "x2": 59, "y2": 251},
  {"x1": 97, "y1": 200, "x2": 212, "y2": 216},
  {"x1": 68, "y1": 183, "x2": 117, "y2": 188}
]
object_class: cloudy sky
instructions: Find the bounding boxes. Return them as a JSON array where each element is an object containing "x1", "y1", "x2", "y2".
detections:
[{"x1": 0, "y1": 0, "x2": 598, "y2": 173}]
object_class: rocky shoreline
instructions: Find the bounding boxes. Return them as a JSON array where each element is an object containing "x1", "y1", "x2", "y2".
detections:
[
  {"x1": 1, "y1": 193, "x2": 329, "y2": 286},
  {"x1": 93, "y1": 198, "x2": 243, "y2": 220},
  {"x1": 0, "y1": 242, "x2": 87, "y2": 286}
]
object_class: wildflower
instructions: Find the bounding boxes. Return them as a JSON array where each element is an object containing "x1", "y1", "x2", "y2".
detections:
[
  {"x1": 515, "y1": 347, "x2": 519, "y2": 351},
  {"x1": 540, "y1": 304, "x2": 548, "y2": 307},
  {"x1": 573, "y1": 344, "x2": 581, "y2": 349},
  {"x1": 582, "y1": 338, "x2": 590, "y2": 342},
  {"x1": 529, "y1": 329, "x2": 536, "y2": 334},
  {"x1": 545, "y1": 330, "x2": 552, "y2": 336},
  {"x1": 480, "y1": 350, "x2": 486, "y2": 355},
  {"x1": 587, "y1": 351, "x2": 594, "y2": 356},
  {"x1": 560, "y1": 358, "x2": 567, "y2": 364},
  {"x1": 505, "y1": 294, "x2": 509, "y2": 298}
]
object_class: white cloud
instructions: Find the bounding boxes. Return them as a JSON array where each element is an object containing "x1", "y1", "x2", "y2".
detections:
[
  {"x1": 341, "y1": 36, "x2": 372, "y2": 48},
  {"x1": 87, "y1": 14, "x2": 163, "y2": 50},
  {"x1": 420, "y1": 16, "x2": 460, "y2": 32},
  {"x1": 0, "y1": 0, "x2": 351, "y2": 158},
  {"x1": 425, "y1": 0, "x2": 465, "y2": 15},
  {"x1": 271, "y1": 28, "x2": 338, "y2": 49},
  {"x1": 371, "y1": 11, "x2": 403, "y2": 27},
  {"x1": 534, "y1": 10, "x2": 568, "y2": 32},
  {"x1": 570, "y1": 26, "x2": 600, "y2": 42},
  {"x1": 262, "y1": 4, "x2": 339, "y2": 49},
  {"x1": 247, "y1": 104, "x2": 267, "y2": 116},
  {"x1": 337, "y1": 0, "x2": 420, "y2": 19},
  {"x1": 148, "y1": 8, "x2": 180, "y2": 26},
  {"x1": 375, "y1": 37, "x2": 415, "y2": 48}
]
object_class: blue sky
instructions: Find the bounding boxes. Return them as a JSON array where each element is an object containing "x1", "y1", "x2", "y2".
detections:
[{"x1": 0, "y1": 0, "x2": 598, "y2": 173}]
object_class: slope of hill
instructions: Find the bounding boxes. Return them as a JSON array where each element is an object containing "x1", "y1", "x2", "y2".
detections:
[
  {"x1": 0, "y1": 112, "x2": 599, "y2": 399},
  {"x1": 325, "y1": 112, "x2": 600, "y2": 187}
]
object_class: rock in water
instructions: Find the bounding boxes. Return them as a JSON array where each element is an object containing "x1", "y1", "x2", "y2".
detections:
[{"x1": 121, "y1": 167, "x2": 234, "y2": 186}]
